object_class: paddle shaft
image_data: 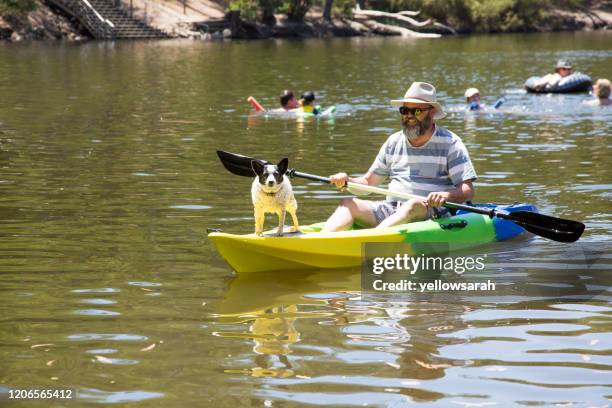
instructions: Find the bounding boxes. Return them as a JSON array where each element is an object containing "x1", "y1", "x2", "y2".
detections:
[{"x1": 290, "y1": 170, "x2": 493, "y2": 217}]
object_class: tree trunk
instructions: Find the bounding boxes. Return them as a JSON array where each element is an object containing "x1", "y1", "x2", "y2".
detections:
[
  {"x1": 288, "y1": 0, "x2": 310, "y2": 22},
  {"x1": 323, "y1": 0, "x2": 333, "y2": 21},
  {"x1": 260, "y1": 0, "x2": 277, "y2": 26}
]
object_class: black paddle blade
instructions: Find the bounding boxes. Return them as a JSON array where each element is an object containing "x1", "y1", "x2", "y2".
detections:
[
  {"x1": 216, "y1": 150, "x2": 268, "y2": 177},
  {"x1": 503, "y1": 210, "x2": 585, "y2": 243}
]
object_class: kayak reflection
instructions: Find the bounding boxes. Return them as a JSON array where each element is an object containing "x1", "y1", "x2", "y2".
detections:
[
  {"x1": 212, "y1": 267, "x2": 466, "y2": 385},
  {"x1": 214, "y1": 267, "x2": 363, "y2": 378},
  {"x1": 214, "y1": 267, "x2": 362, "y2": 316}
]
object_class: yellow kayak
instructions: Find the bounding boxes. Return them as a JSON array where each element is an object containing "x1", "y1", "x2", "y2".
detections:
[{"x1": 208, "y1": 204, "x2": 534, "y2": 273}]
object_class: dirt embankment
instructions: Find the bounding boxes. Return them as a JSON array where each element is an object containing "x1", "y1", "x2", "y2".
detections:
[
  {"x1": 0, "y1": 0, "x2": 610, "y2": 42},
  {"x1": 0, "y1": 1, "x2": 87, "y2": 42}
]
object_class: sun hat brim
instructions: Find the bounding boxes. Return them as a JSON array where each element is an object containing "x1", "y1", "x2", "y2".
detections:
[{"x1": 390, "y1": 97, "x2": 447, "y2": 120}]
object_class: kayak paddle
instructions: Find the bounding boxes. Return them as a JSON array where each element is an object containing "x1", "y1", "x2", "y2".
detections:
[{"x1": 216, "y1": 150, "x2": 585, "y2": 243}]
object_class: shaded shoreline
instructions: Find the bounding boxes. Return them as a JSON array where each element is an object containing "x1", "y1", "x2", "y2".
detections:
[{"x1": 0, "y1": 1, "x2": 610, "y2": 42}]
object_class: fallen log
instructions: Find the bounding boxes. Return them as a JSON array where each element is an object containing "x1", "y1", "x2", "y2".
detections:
[
  {"x1": 397, "y1": 11, "x2": 420, "y2": 17},
  {"x1": 359, "y1": 19, "x2": 441, "y2": 38},
  {"x1": 432, "y1": 21, "x2": 457, "y2": 35},
  {"x1": 352, "y1": 8, "x2": 432, "y2": 28}
]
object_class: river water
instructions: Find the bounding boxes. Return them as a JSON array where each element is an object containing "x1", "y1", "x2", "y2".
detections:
[{"x1": 0, "y1": 32, "x2": 610, "y2": 407}]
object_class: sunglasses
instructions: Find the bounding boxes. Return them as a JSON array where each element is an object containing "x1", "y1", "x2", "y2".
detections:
[{"x1": 398, "y1": 106, "x2": 433, "y2": 117}]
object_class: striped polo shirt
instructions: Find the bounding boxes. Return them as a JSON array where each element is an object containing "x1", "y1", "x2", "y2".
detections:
[{"x1": 369, "y1": 125, "x2": 477, "y2": 202}]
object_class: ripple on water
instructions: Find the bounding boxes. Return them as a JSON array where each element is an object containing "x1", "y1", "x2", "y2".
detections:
[
  {"x1": 71, "y1": 288, "x2": 120, "y2": 294},
  {"x1": 85, "y1": 348, "x2": 118, "y2": 354},
  {"x1": 74, "y1": 309, "x2": 121, "y2": 316},
  {"x1": 92, "y1": 355, "x2": 139, "y2": 365},
  {"x1": 128, "y1": 281, "x2": 162, "y2": 287},
  {"x1": 80, "y1": 299, "x2": 117, "y2": 305},
  {"x1": 67, "y1": 334, "x2": 148, "y2": 341},
  {"x1": 169, "y1": 205, "x2": 212, "y2": 210},
  {"x1": 78, "y1": 388, "x2": 164, "y2": 403}
]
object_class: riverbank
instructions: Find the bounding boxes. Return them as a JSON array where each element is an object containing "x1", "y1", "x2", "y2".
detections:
[
  {"x1": 0, "y1": 0, "x2": 610, "y2": 41},
  {"x1": 0, "y1": 1, "x2": 87, "y2": 41}
]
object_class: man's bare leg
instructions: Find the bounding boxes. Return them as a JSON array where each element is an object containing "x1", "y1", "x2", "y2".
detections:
[
  {"x1": 322, "y1": 198, "x2": 378, "y2": 232},
  {"x1": 376, "y1": 199, "x2": 429, "y2": 228}
]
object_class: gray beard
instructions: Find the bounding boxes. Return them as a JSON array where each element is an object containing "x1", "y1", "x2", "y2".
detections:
[
  {"x1": 402, "y1": 123, "x2": 421, "y2": 141},
  {"x1": 402, "y1": 116, "x2": 431, "y2": 141}
]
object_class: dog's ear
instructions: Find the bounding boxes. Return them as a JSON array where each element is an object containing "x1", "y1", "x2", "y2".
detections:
[
  {"x1": 251, "y1": 160, "x2": 265, "y2": 176},
  {"x1": 277, "y1": 158, "x2": 289, "y2": 175}
]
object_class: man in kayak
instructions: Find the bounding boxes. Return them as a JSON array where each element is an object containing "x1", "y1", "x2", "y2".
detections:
[
  {"x1": 322, "y1": 82, "x2": 477, "y2": 232},
  {"x1": 534, "y1": 60, "x2": 573, "y2": 91},
  {"x1": 583, "y1": 78, "x2": 612, "y2": 107}
]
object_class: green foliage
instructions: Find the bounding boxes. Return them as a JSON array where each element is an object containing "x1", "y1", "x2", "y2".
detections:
[
  {"x1": 333, "y1": 0, "x2": 356, "y2": 18},
  {"x1": 229, "y1": 0, "x2": 259, "y2": 21},
  {"x1": 229, "y1": 0, "x2": 284, "y2": 23},
  {"x1": 0, "y1": 0, "x2": 38, "y2": 15},
  {"x1": 275, "y1": 0, "x2": 312, "y2": 21},
  {"x1": 372, "y1": 0, "x2": 583, "y2": 33},
  {"x1": 229, "y1": 0, "x2": 592, "y2": 29}
]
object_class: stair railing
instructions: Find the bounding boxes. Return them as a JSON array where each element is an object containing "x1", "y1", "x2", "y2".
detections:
[
  {"x1": 47, "y1": 0, "x2": 116, "y2": 39},
  {"x1": 81, "y1": 0, "x2": 115, "y2": 29}
]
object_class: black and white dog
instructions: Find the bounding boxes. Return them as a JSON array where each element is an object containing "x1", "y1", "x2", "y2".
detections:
[{"x1": 251, "y1": 158, "x2": 299, "y2": 236}]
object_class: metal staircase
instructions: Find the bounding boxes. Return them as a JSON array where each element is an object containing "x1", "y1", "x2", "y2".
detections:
[{"x1": 46, "y1": 0, "x2": 169, "y2": 39}]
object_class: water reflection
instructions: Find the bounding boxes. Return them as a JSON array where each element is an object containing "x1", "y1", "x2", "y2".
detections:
[
  {"x1": 1, "y1": 32, "x2": 611, "y2": 407},
  {"x1": 211, "y1": 240, "x2": 611, "y2": 405}
]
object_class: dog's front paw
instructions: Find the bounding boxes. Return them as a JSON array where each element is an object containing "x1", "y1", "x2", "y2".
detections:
[
  {"x1": 255, "y1": 231, "x2": 264, "y2": 237},
  {"x1": 290, "y1": 226, "x2": 300, "y2": 232},
  {"x1": 276, "y1": 231, "x2": 284, "y2": 237}
]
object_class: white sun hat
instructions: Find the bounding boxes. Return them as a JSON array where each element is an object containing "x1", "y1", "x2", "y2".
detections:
[
  {"x1": 390, "y1": 82, "x2": 447, "y2": 119},
  {"x1": 464, "y1": 87, "x2": 480, "y2": 99}
]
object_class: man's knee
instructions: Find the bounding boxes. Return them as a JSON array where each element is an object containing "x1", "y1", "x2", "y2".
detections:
[
  {"x1": 398, "y1": 199, "x2": 427, "y2": 220},
  {"x1": 337, "y1": 197, "x2": 376, "y2": 226},
  {"x1": 338, "y1": 197, "x2": 358, "y2": 210},
  {"x1": 339, "y1": 197, "x2": 355, "y2": 205}
]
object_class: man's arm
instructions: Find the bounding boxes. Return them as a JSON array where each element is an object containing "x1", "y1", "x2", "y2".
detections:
[
  {"x1": 329, "y1": 170, "x2": 385, "y2": 192},
  {"x1": 535, "y1": 73, "x2": 562, "y2": 90},
  {"x1": 427, "y1": 180, "x2": 475, "y2": 207},
  {"x1": 535, "y1": 73, "x2": 552, "y2": 88}
]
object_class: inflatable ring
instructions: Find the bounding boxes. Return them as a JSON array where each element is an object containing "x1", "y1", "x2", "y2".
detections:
[{"x1": 525, "y1": 73, "x2": 593, "y2": 93}]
